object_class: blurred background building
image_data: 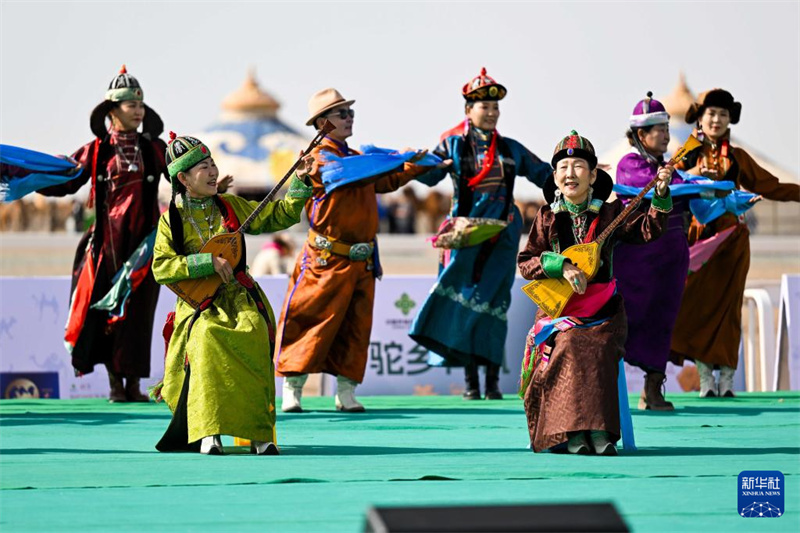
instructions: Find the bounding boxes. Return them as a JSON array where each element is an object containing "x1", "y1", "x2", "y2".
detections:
[{"x1": 198, "y1": 69, "x2": 309, "y2": 199}]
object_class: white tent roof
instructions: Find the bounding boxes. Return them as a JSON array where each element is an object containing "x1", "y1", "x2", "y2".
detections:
[{"x1": 200, "y1": 70, "x2": 309, "y2": 193}]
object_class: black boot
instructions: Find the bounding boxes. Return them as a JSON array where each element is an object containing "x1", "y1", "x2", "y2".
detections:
[
  {"x1": 463, "y1": 360, "x2": 481, "y2": 400},
  {"x1": 108, "y1": 371, "x2": 126, "y2": 403},
  {"x1": 485, "y1": 363, "x2": 503, "y2": 400},
  {"x1": 125, "y1": 377, "x2": 150, "y2": 402}
]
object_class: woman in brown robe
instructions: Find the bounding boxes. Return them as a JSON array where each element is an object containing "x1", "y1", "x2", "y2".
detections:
[
  {"x1": 518, "y1": 131, "x2": 672, "y2": 455},
  {"x1": 670, "y1": 89, "x2": 799, "y2": 398}
]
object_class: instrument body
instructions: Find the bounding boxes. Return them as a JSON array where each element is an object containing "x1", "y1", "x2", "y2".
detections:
[
  {"x1": 521, "y1": 242, "x2": 601, "y2": 318},
  {"x1": 167, "y1": 232, "x2": 243, "y2": 309},
  {"x1": 521, "y1": 135, "x2": 701, "y2": 319},
  {"x1": 167, "y1": 120, "x2": 336, "y2": 309}
]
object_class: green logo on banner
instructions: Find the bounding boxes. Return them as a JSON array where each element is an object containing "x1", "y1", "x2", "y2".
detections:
[{"x1": 395, "y1": 293, "x2": 416, "y2": 316}]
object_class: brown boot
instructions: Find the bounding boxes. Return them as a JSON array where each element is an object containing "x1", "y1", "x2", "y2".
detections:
[
  {"x1": 638, "y1": 372, "x2": 674, "y2": 411},
  {"x1": 125, "y1": 378, "x2": 150, "y2": 402},
  {"x1": 108, "y1": 372, "x2": 127, "y2": 403}
]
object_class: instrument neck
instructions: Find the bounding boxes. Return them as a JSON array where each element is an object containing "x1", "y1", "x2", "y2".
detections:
[
  {"x1": 238, "y1": 129, "x2": 328, "y2": 233},
  {"x1": 594, "y1": 135, "x2": 697, "y2": 246},
  {"x1": 595, "y1": 176, "x2": 659, "y2": 245}
]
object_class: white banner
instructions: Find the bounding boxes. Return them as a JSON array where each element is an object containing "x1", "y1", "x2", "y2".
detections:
[
  {"x1": 355, "y1": 276, "x2": 537, "y2": 396},
  {"x1": 0, "y1": 276, "x2": 746, "y2": 399}
]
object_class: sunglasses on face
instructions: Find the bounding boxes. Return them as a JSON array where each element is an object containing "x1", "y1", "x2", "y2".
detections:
[{"x1": 326, "y1": 108, "x2": 355, "y2": 120}]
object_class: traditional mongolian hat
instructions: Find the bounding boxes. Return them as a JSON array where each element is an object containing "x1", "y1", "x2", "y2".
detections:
[
  {"x1": 305, "y1": 88, "x2": 355, "y2": 126},
  {"x1": 90, "y1": 65, "x2": 163, "y2": 139},
  {"x1": 544, "y1": 130, "x2": 613, "y2": 203},
  {"x1": 685, "y1": 88, "x2": 741, "y2": 124},
  {"x1": 462, "y1": 68, "x2": 507, "y2": 102},
  {"x1": 629, "y1": 91, "x2": 670, "y2": 128},
  {"x1": 551, "y1": 130, "x2": 598, "y2": 169},
  {"x1": 628, "y1": 91, "x2": 670, "y2": 162},
  {"x1": 165, "y1": 132, "x2": 212, "y2": 179},
  {"x1": 163, "y1": 133, "x2": 217, "y2": 255}
]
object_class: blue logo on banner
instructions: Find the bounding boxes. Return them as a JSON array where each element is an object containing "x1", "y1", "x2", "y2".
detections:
[
  {"x1": 739, "y1": 471, "x2": 784, "y2": 517},
  {"x1": 0, "y1": 372, "x2": 60, "y2": 399}
]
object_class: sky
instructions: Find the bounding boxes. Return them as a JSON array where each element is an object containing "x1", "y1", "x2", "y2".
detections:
[{"x1": 1, "y1": 1, "x2": 799, "y2": 177}]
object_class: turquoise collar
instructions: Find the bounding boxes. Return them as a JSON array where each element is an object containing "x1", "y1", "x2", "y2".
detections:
[
  {"x1": 185, "y1": 196, "x2": 214, "y2": 209},
  {"x1": 551, "y1": 197, "x2": 603, "y2": 215}
]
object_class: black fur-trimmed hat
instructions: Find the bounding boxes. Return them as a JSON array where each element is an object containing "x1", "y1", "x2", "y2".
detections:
[
  {"x1": 685, "y1": 89, "x2": 741, "y2": 124},
  {"x1": 543, "y1": 168, "x2": 613, "y2": 204},
  {"x1": 89, "y1": 65, "x2": 163, "y2": 140}
]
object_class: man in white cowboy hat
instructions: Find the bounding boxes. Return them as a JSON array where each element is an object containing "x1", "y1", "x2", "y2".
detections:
[{"x1": 274, "y1": 88, "x2": 433, "y2": 413}]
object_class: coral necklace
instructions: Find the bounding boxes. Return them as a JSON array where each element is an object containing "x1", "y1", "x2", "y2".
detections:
[{"x1": 466, "y1": 130, "x2": 498, "y2": 190}]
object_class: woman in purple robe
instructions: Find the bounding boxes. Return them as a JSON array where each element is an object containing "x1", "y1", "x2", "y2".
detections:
[{"x1": 613, "y1": 92, "x2": 688, "y2": 411}]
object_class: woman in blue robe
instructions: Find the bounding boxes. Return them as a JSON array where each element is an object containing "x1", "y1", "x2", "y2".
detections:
[{"x1": 409, "y1": 68, "x2": 551, "y2": 399}]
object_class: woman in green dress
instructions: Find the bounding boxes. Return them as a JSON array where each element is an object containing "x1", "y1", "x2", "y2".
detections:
[{"x1": 152, "y1": 133, "x2": 313, "y2": 455}]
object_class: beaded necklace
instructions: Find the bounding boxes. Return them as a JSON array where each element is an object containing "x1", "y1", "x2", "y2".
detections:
[
  {"x1": 550, "y1": 189, "x2": 603, "y2": 245},
  {"x1": 110, "y1": 130, "x2": 142, "y2": 173},
  {"x1": 564, "y1": 198, "x2": 589, "y2": 243},
  {"x1": 183, "y1": 195, "x2": 219, "y2": 245}
]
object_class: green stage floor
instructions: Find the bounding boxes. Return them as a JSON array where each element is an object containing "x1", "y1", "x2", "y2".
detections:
[{"x1": 1, "y1": 393, "x2": 798, "y2": 533}]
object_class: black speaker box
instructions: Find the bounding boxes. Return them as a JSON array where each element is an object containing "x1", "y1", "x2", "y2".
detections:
[{"x1": 364, "y1": 502, "x2": 630, "y2": 533}]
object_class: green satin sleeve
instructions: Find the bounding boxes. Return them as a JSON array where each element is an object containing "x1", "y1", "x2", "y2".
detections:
[
  {"x1": 541, "y1": 251, "x2": 568, "y2": 278},
  {"x1": 152, "y1": 214, "x2": 195, "y2": 285},
  {"x1": 650, "y1": 188, "x2": 673, "y2": 212}
]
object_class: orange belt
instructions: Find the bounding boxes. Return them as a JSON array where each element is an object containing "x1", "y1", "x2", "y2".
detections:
[{"x1": 308, "y1": 230, "x2": 374, "y2": 265}]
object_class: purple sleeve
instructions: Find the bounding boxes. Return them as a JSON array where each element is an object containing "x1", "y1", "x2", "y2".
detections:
[
  {"x1": 616, "y1": 152, "x2": 684, "y2": 187},
  {"x1": 616, "y1": 153, "x2": 655, "y2": 188}
]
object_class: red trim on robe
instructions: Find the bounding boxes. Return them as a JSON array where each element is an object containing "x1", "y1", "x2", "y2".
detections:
[{"x1": 64, "y1": 250, "x2": 98, "y2": 351}]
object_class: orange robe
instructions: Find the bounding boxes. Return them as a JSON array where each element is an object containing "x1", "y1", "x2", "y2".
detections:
[
  {"x1": 671, "y1": 136, "x2": 799, "y2": 368},
  {"x1": 275, "y1": 138, "x2": 426, "y2": 382}
]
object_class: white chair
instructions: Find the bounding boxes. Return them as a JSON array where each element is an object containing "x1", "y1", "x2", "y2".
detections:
[
  {"x1": 774, "y1": 274, "x2": 800, "y2": 391},
  {"x1": 742, "y1": 288, "x2": 776, "y2": 392}
]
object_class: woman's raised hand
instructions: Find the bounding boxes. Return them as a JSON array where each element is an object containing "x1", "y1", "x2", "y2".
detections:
[
  {"x1": 655, "y1": 164, "x2": 673, "y2": 196},
  {"x1": 295, "y1": 151, "x2": 318, "y2": 184},
  {"x1": 217, "y1": 175, "x2": 234, "y2": 193}
]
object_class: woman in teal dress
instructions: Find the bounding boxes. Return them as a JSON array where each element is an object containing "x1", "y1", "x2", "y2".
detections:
[
  {"x1": 409, "y1": 68, "x2": 551, "y2": 400},
  {"x1": 152, "y1": 133, "x2": 313, "y2": 455}
]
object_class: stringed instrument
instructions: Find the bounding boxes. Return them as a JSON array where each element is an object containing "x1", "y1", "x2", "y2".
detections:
[
  {"x1": 522, "y1": 135, "x2": 702, "y2": 318},
  {"x1": 168, "y1": 120, "x2": 336, "y2": 309}
]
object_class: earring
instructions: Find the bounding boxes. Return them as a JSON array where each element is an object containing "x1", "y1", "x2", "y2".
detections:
[
  {"x1": 588, "y1": 186, "x2": 594, "y2": 203},
  {"x1": 554, "y1": 189, "x2": 562, "y2": 202}
]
